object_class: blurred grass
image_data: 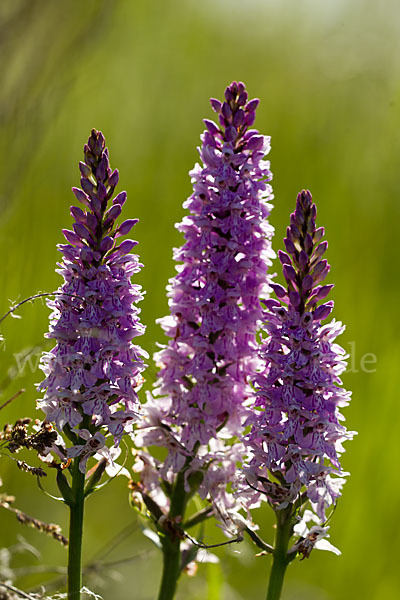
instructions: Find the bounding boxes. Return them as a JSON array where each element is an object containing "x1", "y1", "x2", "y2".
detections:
[{"x1": 0, "y1": 0, "x2": 399, "y2": 598}]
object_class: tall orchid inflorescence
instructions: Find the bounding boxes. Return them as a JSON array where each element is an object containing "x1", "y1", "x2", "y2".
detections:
[
  {"x1": 138, "y1": 80, "x2": 273, "y2": 490},
  {"x1": 246, "y1": 189, "x2": 354, "y2": 526},
  {"x1": 132, "y1": 82, "x2": 274, "y2": 599},
  {"x1": 38, "y1": 129, "x2": 147, "y2": 469}
]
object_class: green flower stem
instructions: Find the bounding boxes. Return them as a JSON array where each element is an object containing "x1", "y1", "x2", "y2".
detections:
[
  {"x1": 266, "y1": 507, "x2": 293, "y2": 600},
  {"x1": 157, "y1": 533, "x2": 182, "y2": 600},
  {"x1": 67, "y1": 457, "x2": 86, "y2": 599},
  {"x1": 157, "y1": 470, "x2": 188, "y2": 600}
]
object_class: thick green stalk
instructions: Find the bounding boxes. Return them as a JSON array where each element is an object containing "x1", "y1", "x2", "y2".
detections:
[
  {"x1": 266, "y1": 507, "x2": 293, "y2": 600},
  {"x1": 67, "y1": 457, "x2": 86, "y2": 599},
  {"x1": 157, "y1": 533, "x2": 182, "y2": 600},
  {"x1": 157, "y1": 470, "x2": 188, "y2": 600}
]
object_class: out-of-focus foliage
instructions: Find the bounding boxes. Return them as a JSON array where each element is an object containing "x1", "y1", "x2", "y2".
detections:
[{"x1": 0, "y1": 0, "x2": 399, "y2": 598}]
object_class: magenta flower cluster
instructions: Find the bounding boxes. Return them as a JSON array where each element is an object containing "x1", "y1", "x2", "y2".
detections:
[
  {"x1": 38, "y1": 130, "x2": 146, "y2": 461},
  {"x1": 139, "y1": 82, "x2": 274, "y2": 486},
  {"x1": 245, "y1": 190, "x2": 354, "y2": 520}
]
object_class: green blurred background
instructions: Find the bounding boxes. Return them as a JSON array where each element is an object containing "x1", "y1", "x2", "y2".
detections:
[{"x1": 0, "y1": 0, "x2": 398, "y2": 598}]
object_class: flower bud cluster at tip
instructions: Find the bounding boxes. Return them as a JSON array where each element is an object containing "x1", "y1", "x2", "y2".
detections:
[
  {"x1": 207, "y1": 80, "x2": 262, "y2": 149},
  {"x1": 269, "y1": 189, "x2": 333, "y2": 320},
  {"x1": 64, "y1": 128, "x2": 139, "y2": 262},
  {"x1": 135, "y1": 82, "x2": 274, "y2": 520},
  {"x1": 38, "y1": 129, "x2": 147, "y2": 470},
  {"x1": 245, "y1": 190, "x2": 355, "y2": 522}
]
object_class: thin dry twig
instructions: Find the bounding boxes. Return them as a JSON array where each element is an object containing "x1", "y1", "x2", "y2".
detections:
[
  {"x1": 0, "y1": 390, "x2": 25, "y2": 412},
  {"x1": 0, "y1": 581, "x2": 37, "y2": 599},
  {"x1": 0, "y1": 498, "x2": 68, "y2": 546},
  {"x1": 0, "y1": 293, "x2": 86, "y2": 326}
]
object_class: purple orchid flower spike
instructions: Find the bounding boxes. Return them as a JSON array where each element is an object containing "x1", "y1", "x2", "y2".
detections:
[
  {"x1": 38, "y1": 129, "x2": 147, "y2": 448},
  {"x1": 244, "y1": 190, "x2": 356, "y2": 599},
  {"x1": 145, "y1": 80, "x2": 274, "y2": 458}
]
